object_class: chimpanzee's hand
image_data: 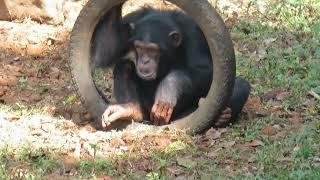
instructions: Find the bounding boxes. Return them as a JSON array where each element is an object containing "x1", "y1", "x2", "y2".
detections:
[
  {"x1": 150, "y1": 100, "x2": 174, "y2": 126},
  {"x1": 101, "y1": 103, "x2": 143, "y2": 128}
]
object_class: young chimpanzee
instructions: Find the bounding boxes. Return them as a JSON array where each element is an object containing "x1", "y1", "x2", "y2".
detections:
[{"x1": 101, "y1": 8, "x2": 251, "y2": 128}]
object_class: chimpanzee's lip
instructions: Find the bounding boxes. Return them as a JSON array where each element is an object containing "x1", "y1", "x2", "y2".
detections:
[{"x1": 138, "y1": 72, "x2": 156, "y2": 80}]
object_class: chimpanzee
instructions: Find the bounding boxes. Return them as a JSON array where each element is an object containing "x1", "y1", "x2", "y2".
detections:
[{"x1": 96, "y1": 7, "x2": 251, "y2": 128}]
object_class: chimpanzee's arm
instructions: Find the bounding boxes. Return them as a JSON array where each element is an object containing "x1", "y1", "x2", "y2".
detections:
[
  {"x1": 101, "y1": 60, "x2": 144, "y2": 127},
  {"x1": 91, "y1": 5, "x2": 129, "y2": 68},
  {"x1": 151, "y1": 70, "x2": 194, "y2": 125},
  {"x1": 113, "y1": 60, "x2": 140, "y2": 103}
]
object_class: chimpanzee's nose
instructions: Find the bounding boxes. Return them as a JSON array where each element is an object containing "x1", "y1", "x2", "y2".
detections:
[
  {"x1": 141, "y1": 57, "x2": 150, "y2": 64},
  {"x1": 140, "y1": 67, "x2": 151, "y2": 75}
]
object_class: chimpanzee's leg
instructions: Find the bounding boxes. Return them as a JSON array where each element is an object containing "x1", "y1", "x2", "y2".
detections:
[
  {"x1": 101, "y1": 60, "x2": 144, "y2": 127},
  {"x1": 214, "y1": 77, "x2": 251, "y2": 127}
]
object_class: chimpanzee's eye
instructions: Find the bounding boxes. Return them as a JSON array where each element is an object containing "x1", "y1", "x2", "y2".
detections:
[
  {"x1": 148, "y1": 48, "x2": 158, "y2": 56},
  {"x1": 135, "y1": 46, "x2": 142, "y2": 52}
]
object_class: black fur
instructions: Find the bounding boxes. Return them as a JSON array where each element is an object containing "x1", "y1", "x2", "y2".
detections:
[{"x1": 92, "y1": 7, "x2": 251, "y2": 125}]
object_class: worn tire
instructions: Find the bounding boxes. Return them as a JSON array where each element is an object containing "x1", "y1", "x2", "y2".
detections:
[{"x1": 69, "y1": 0, "x2": 236, "y2": 135}]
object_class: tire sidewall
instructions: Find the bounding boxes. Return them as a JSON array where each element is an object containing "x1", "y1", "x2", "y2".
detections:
[{"x1": 69, "y1": 0, "x2": 236, "y2": 134}]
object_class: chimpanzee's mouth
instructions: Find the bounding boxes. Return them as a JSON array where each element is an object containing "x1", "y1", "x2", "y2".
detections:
[{"x1": 137, "y1": 71, "x2": 156, "y2": 80}]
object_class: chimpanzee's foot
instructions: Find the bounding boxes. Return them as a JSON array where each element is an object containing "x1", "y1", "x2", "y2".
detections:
[
  {"x1": 213, "y1": 107, "x2": 233, "y2": 127},
  {"x1": 198, "y1": 98, "x2": 233, "y2": 127},
  {"x1": 212, "y1": 77, "x2": 251, "y2": 127}
]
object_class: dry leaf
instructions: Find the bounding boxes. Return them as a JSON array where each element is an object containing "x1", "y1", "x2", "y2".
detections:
[
  {"x1": 0, "y1": 86, "x2": 9, "y2": 96},
  {"x1": 154, "y1": 137, "x2": 172, "y2": 148},
  {"x1": 261, "y1": 126, "x2": 277, "y2": 136},
  {"x1": 177, "y1": 156, "x2": 197, "y2": 169},
  {"x1": 4, "y1": 64, "x2": 23, "y2": 76},
  {"x1": 248, "y1": 140, "x2": 263, "y2": 147},
  {"x1": 97, "y1": 176, "x2": 113, "y2": 180},
  {"x1": 166, "y1": 165, "x2": 184, "y2": 176},
  {"x1": 205, "y1": 128, "x2": 222, "y2": 140},
  {"x1": 244, "y1": 96, "x2": 262, "y2": 112},
  {"x1": 0, "y1": 74, "x2": 17, "y2": 86},
  {"x1": 4, "y1": 116, "x2": 20, "y2": 122},
  {"x1": 207, "y1": 148, "x2": 222, "y2": 158},
  {"x1": 222, "y1": 141, "x2": 236, "y2": 148},
  {"x1": 276, "y1": 92, "x2": 290, "y2": 101}
]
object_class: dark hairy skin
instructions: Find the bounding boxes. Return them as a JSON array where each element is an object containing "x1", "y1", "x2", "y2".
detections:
[
  {"x1": 93, "y1": 7, "x2": 251, "y2": 128},
  {"x1": 90, "y1": 5, "x2": 130, "y2": 68}
]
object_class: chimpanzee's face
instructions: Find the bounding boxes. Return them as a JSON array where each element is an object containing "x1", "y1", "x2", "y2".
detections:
[
  {"x1": 129, "y1": 20, "x2": 182, "y2": 81},
  {"x1": 133, "y1": 40, "x2": 160, "y2": 80}
]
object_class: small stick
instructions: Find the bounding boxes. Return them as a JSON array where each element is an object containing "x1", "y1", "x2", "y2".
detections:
[{"x1": 308, "y1": 90, "x2": 320, "y2": 100}]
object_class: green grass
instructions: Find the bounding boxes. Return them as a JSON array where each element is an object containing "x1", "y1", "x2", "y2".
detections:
[
  {"x1": 0, "y1": 103, "x2": 44, "y2": 118},
  {"x1": 0, "y1": 0, "x2": 319, "y2": 179},
  {"x1": 78, "y1": 158, "x2": 115, "y2": 178},
  {"x1": 253, "y1": 125, "x2": 320, "y2": 179},
  {"x1": 233, "y1": 0, "x2": 320, "y2": 111},
  {"x1": 0, "y1": 147, "x2": 61, "y2": 179}
]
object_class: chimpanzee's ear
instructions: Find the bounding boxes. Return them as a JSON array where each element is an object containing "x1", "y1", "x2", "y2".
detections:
[
  {"x1": 169, "y1": 31, "x2": 182, "y2": 47},
  {"x1": 125, "y1": 23, "x2": 135, "y2": 40},
  {"x1": 129, "y1": 23, "x2": 135, "y2": 30}
]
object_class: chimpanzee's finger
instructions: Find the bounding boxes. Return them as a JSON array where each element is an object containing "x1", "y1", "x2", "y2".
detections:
[
  {"x1": 150, "y1": 103, "x2": 157, "y2": 123},
  {"x1": 165, "y1": 107, "x2": 173, "y2": 124},
  {"x1": 153, "y1": 109, "x2": 160, "y2": 126},
  {"x1": 151, "y1": 113, "x2": 157, "y2": 125},
  {"x1": 159, "y1": 103, "x2": 168, "y2": 125},
  {"x1": 220, "y1": 107, "x2": 232, "y2": 119},
  {"x1": 155, "y1": 103, "x2": 165, "y2": 126},
  {"x1": 198, "y1": 98, "x2": 205, "y2": 106},
  {"x1": 151, "y1": 101, "x2": 161, "y2": 125},
  {"x1": 102, "y1": 120, "x2": 107, "y2": 128},
  {"x1": 106, "y1": 110, "x2": 128, "y2": 123},
  {"x1": 102, "y1": 118, "x2": 112, "y2": 128},
  {"x1": 102, "y1": 107, "x2": 114, "y2": 128},
  {"x1": 223, "y1": 107, "x2": 232, "y2": 114},
  {"x1": 220, "y1": 113, "x2": 231, "y2": 119}
]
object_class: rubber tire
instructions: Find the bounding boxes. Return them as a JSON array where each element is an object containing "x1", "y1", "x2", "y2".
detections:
[{"x1": 69, "y1": 0, "x2": 236, "y2": 135}]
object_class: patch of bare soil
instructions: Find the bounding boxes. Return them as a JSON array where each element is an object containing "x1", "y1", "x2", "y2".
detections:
[
  {"x1": 0, "y1": 1, "x2": 266, "y2": 177},
  {"x1": 0, "y1": 0, "x2": 195, "y2": 160},
  {"x1": 0, "y1": 112, "x2": 181, "y2": 159},
  {"x1": 0, "y1": 19, "x2": 88, "y2": 120}
]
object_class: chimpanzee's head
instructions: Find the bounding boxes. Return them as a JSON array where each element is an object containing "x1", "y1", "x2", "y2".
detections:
[{"x1": 128, "y1": 17, "x2": 182, "y2": 81}]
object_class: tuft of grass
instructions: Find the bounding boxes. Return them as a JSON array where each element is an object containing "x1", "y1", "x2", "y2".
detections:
[
  {"x1": 233, "y1": 0, "x2": 320, "y2": 111},
  {"x1": 253, "y1": 125, "x2": 320, "y2": 178},
  {"x1": 78, "y1": 158, "x2": 115, "y2": 178},
  {"x1": 0, "y1": 0, "x2": 319, "y2": 179},
  {"x1": 64, "y1": 94, "x2": 77, "y2": 106},
  {"x1": 0, "y1": 103, "x2": 49, "y2": 118},
  {"x1": 17, "y1": 77, "x2": 28, "y2": 91},
  {"x1": 0, "y1": 147, "x2": 62, "y2": 179}
]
